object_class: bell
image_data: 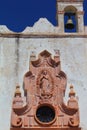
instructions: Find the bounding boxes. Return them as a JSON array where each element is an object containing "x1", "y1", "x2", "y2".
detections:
[{"x1": 65, "y1": 17, "x2": 74, "y2": 29}]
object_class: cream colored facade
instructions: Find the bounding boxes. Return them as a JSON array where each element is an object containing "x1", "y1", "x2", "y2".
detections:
[{"x1": 0, "y1": 0, "x2": 87, "y2": 130}]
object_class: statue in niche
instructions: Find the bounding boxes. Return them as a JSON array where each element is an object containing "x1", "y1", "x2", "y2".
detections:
[{"x1": 39, "y1": 70, "x2": 53, "y2": 99}]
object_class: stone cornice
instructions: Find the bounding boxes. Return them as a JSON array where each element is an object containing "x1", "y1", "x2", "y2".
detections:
[{"x1": 0, "y1": 33, "x2": 87, "y2": 38}]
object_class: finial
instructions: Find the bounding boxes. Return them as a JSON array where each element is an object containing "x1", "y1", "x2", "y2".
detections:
[
  {"x1": 54, "y1": 49, "x2": 60, "y2": 56},
  {"x1": 14, "y1": 85, "x2": 21, "y2": 97},
  {"x1": 70, "y1": 85, "x2": 73, "y2": 89},
  {"x1": 69, "y1": 85, "x2": 75, "y2": 97},
  {"x1": 30, "y1": 51, "x2": 36, "y2": 61}
]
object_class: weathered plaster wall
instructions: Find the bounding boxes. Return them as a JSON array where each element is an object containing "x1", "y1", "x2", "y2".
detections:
[{"x1": 0, "y1": 19, "x2": 87, "y2": 130}]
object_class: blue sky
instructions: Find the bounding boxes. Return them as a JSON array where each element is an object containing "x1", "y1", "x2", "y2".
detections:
[{"x1": 0, "y1": 0, "x2": 87, "y2": 32}]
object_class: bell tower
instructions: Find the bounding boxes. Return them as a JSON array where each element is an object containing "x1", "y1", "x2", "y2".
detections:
[{"x1": 56, "y1": 0, "x2": 84, "y2": 33}]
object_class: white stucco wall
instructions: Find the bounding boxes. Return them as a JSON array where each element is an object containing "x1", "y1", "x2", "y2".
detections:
[{"x1": 0, "y1": 19, "x2": 87, "y2": 130}]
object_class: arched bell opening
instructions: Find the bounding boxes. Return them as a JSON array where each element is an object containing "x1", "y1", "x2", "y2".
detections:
[{"x1": 64, "y1": 6, "x2": 78, "y2": 33}]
